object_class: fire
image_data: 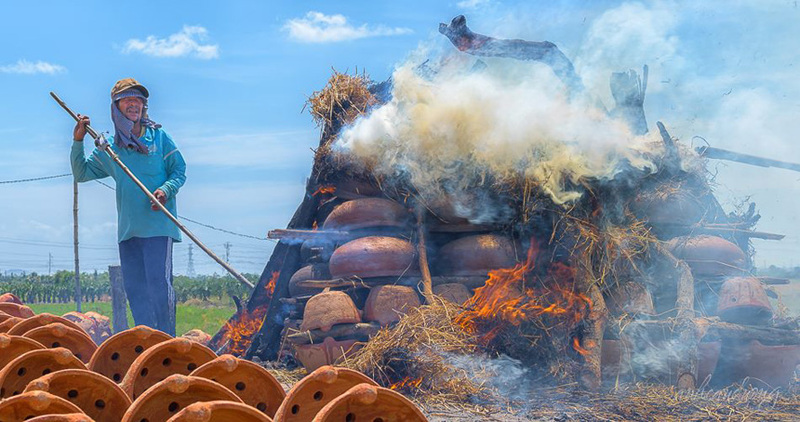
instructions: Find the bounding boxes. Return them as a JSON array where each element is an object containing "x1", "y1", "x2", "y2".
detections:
[
  {"x1": 265, "y1": 271, "x2": 279, "y2": 297},
  {"x1": 572, "y1": 337, "x2": 596, "y2": 356},
  {"x1": 389, "y1": 376, "x2": 423, "y2": 391},
  {"x1": 221, "y1": 271, "x2": 280, "y2": 356},
  {"x1": 312, "y1": 220, "x2": 318, "y2": 230},
  {"x1": 312, "y1": 185, "x2": 336, "y2": 196}
]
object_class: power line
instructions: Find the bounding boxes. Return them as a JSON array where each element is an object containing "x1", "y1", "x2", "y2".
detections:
[{"x1": 0, "y1": 173, "x2": 71, "y2": 184}]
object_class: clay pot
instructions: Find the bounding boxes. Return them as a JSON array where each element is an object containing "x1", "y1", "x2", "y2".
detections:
[
  {"x1": 7, "y1": 314, "x2": 88, "y2": 338},
  {"x1": 713, "y1": 340, "x2": 800, "y2": 389},
  {"x1": 190, "y1": 355, "x2": 285, "y2": 418},
  {"x1": 605, "y1": 283, "x2": 655, "y2": 316},
  {"x1": 697, "y1": 341, "x2": 721, "y2": 385},
  {"x1": 0, "y1": 334, "x2": 45, "y2": 370},
  {"x1": 88, "y1": 325, "x2": 172, "y2": 383},
  {"x1": 435, "y1": 235, "x2": 516, "y2": 276},
  {"x1": 289, "y1": 265, "x2": 332, "y2": 297},
  {"x1": 273, "y1": 366, "x2": 378, "y2": 422},
  {"x1": 630, "y1": 188, "x2": 708, "y2": 227},
  {"x1": 0, "y1": 317, "x2": 23, "y2": 333},
  {"x1": 181, "y1": 329, "x2": 212, "y2": 346},
  {"x1": 24, "y1": 369, "x2": 131, "y2": 422},
  {"x1": 0, "y1": 302, "x2": 35, "y2": 318},
  {"x1": 717, "y1": 277, "x2": 773, "y2": 325},
  {"x1": 666, "y1": 236, "x2": 747, "y2": 277},
  {"x1": 300, "y1": 291, "x2": 361, "y2": 333},
  {"x1": 293, "y1": 338, "x2": 361, "y2": 372},
  {"x1": 167, "y1": 400, "x2": 273, "y2": 422},
  {"x1": 600, "y1": 339, "x2": 631, "y2": 382},
  {"x1": 23, "y1": 323, "x2": 98, "y2": 363},
  {"x1": 62, "y1": 312, "x2": 111, "y2": 345},
  {"x1": 26, "y1": 414, "x2": 96, "y2": 422},
  {"x1": 120, "y1": 338, "x2": 217, "y2": 400},
  {"x1": 322, "y1": 198, "x2": 410, "y2": 231},
  {"x1": 0, "y1": 348, "x2": 85, "y2": 399},
  {"x1": 433, "y1": 283, "x2": 472, "y2": 305},
  {"x1": 363, "y1": 286, "x2": 421, "y2": 326},
  {"x1": 312, "y1": 383, "x2": 427, "y2": 422},
  {"x1": 0, "y1": 391, "x2": 84, "y2": 421},
  {"x1": 122, "y1": 375, "x2": 241, "y2": 422},
  {"x1": 0, "y1": 311, "x2": 14, "y2": 324},
  {"x1": 329, "y1": 236, "x2": 419, "y2": 279},
  {"x1": 0, "y1": 293, "x2": 24, "y2": 305}
]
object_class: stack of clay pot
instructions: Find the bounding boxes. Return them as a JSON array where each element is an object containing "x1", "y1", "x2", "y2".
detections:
[{"x1": 0, "y1": 293, "x2": 429, "y2": 421}]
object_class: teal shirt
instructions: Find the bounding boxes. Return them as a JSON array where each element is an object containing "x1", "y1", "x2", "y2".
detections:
[{"x1": 70, "y1": 127, "x2": 186, "y2": 243}]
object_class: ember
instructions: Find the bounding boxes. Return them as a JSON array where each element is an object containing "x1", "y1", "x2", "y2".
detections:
[{"x1": 312, "y1": 185, "x2": 336, "y2": 196}]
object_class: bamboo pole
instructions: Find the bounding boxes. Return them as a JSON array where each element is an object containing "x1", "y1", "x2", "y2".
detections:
[
  {"x1": 73, "y1": 179, "x2": 82, "y2": 312},
  {"x1": 415, "y1": 207, "x2": 435, "y2": 304}
]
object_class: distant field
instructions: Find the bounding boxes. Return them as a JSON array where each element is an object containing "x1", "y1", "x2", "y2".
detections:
[
  {"x1": 771, "y1": 279, "x2": 800, "y2": 317},
  {"x1": 28, "y1": 299, "x2": 236, "y2": 336}
]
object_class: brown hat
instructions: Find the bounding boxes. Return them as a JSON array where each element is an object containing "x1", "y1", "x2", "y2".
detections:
[{"x1": 110, "y1": 78, "x2": 149, "y2": 100}]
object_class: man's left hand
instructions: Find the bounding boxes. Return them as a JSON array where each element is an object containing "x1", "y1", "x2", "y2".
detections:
[{"x1": 151, "y1": 189, "x2": 167, "y2": 210}]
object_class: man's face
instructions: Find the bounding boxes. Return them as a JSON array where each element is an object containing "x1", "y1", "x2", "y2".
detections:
[{"x1": 117, "y1": 96, "x2": 144, "y2": 122}]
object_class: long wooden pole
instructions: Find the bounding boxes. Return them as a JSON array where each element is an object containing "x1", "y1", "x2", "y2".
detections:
[
  {"x1": 51, "y1": 92, "x2": 254, "y2": 289},
  {"x1": 73, "y1": 179, "x2": 82, "y2": 312}
]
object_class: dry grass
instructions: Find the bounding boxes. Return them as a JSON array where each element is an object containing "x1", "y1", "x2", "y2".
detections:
[{"x1": 306, "y1": 69, "x2": 376, "y2": 137}]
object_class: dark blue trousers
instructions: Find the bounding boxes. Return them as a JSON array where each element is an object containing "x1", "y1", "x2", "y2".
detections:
[{"x1": 118, "y1": 236, "x2": 176, "y2": 336}]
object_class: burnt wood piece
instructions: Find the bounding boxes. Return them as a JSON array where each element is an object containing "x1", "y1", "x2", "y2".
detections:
[
  {"x1": 438, "y1": 15, "x2": 583, "y2": 93},
  {"x1": 610, "y1": 66, "x2": 649, "y2": 135},
  {"x1": 606, "y1": 319, "x2": 800, "y2": 345},
  {"x1": 689, "y1": 226, "x2": 784, "y2": 241},
  {"x1": 286, "y1": 322, "x2": 383, "y2": 345},
  {"x1": 572, "y1": 261, "x2": 607, "y2": 391},
  {"x1": 108, "y1": 265, "x2": 129, "y2": 333},
  {"x1": 415, "y1": 208, "x2": 435, "y2": 303},
  {"x1": 268, "y1": 229, "x2": 352, "y2": 242},
  {"x1": 656, "y1": 121, "x2": 682, "y2": 174},
  {"x1": 294, "y1": 276, "x2": 420, "y2": 290}
]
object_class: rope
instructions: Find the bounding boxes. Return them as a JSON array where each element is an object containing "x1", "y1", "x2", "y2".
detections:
[{"x1": 0, "y1": 173, "x2": 71, "y2": 184}]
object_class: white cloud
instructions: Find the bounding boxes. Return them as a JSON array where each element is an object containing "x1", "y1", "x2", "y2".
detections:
[
  {"x1": 0, "y1": 60, "x2": 65, "y2": 75},
  {"x1": 284, "y1": 11, "x2": 412, "y2": 43},
  {"x1": 122, "y1": 25, "x2": 219, "y2": 59},
  {"x1": 457, "y1": 0, "x2": 490, "y2": 9}
]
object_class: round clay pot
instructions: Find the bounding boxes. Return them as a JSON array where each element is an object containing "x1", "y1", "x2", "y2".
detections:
[
  {"x1": 62, "y1": 312, "x2": 111, "y2": 345},
  {"x1": 167, "y1": 400, "x2": 273, "y2": 422},
  {"x1": 300, "y1": 291, "x2": 361, "y2": 333},
  {"x1": 605, "y1": 283, "x2": 655, "y2": 316},
  {"x1": 120, "y1": 338, "x2": 217, "y2": 400},
  {"x1": 26, "y1": 414, "x2": 96, "y2": 422},
  {"x1": 121, "y1": 375, "x2": 242, "y2": 422},
  {"x1": 717, "y1": 276, "x2": 773, "y2": 325},
  {"x1": 289, "y1": 265, "x2": 332, "y2": 297},
  {"x1": 181, "y1": 329, "x2": 212, "y2": 346},
  {"x1": 322, "y1": 198, "x2": 410, "y2": 231},
  {"x1": 24, "y1": 369, "x2": 131, "y2": 422},
  {"x1": 363, "y1": 285, "x2": 421, "y2": 326},
  {"x1": 190, "y1": 355, "x2": 285, "y2": 417},
  {"x1": 630, "y1": 188, "x2": 708, "y2": 227},
  {"x1": 433, "y1": 283, "x2": 472, "y2": 305},
  {"x1": 0, "y1": 317, "x2": 23, "y2": 333},
  {"x1": 0, "y1": 302, "x2": 35, "y2": 318},
  {"x1": 329, "y1": 236, "x2": 419, "y2": 279},
  {"x1": 88, "y1": 325, "x2": 172, "y2": 384},
  {"x1": 312, "y1": 383, "x2": 427, "y2": 422},
  {"x1": 0, "y1": 348, "x2": 85, "y2": 399},
  {"x1": 435, "y1": 234, "x2": 516, "y2": 276},
  {"x1": 273, "y1": 366, "x2": 378, "y2": 422},
  {"x1": 9, "y1": 314, "x2": 88, "y2": 337},
  {"x1": 0, "y1": 334, "x2": 45, "y2": 370},
  {"x1": 293, "y1": 338, "x2": 361, "y2": 372},
  {"x1": 0, "y1": 293, "x2": 24, "y2": 305},
  {"x1": 666, "y1": 236, "x2": 747, "y2": 277},
  {"x1": 0, "y1": 311, "x2": 14, "y2": 324},
  {"x1": 23, "y1": 323, "x2": 97, "y2": 363},
  {"x1": 0, "y1": 391, "x2": 84, "y2": 421}
]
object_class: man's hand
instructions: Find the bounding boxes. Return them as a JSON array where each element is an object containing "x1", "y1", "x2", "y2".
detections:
[
  {"x1": 73, "y1": 114, "x2": 90, "y2": 141},
  {"x1": 151, "y1": 189, "x2": 167, "y2": 210}
]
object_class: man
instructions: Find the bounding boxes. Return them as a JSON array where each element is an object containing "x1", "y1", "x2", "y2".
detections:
[{"x1": 71, "y1": 78, "x2": 186, "y2": 336}]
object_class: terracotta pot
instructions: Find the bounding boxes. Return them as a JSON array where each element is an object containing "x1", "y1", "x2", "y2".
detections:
[
  {"x1": 24, "y1": 369, "x2": 131, "y2": 422},
  {"x1": 329, "y1": 236, "x2": 419, "y2": 279},
  {"x1": 0, "y1": 317, "x2": 23, "y2": 333},
  {"x1": 62, "y1": 312, "x2": 111, "y2": 345},
  {"x1": 717, "y1": 277, "x2": 773, "y2": 325},
  {"x1": 167, "y1": 400, "x2": 273, "y2": 422},
  {"x1": 293, "y1": 338, "x2": 361, "y2": 372},
  {"x1": 300, "y1": 291, "x2": 361, "y2": 333},
  {"x1": 23, "y1": 323, "x2": 98, "y2": 363},
  {"x1": 181, "y1": 329, "x2": 212, "y2": 346},
  {"x1": 289, "y1": 265, "x2": 332, "y2": 297},
  {"x1": 311, "y1": 383, "x2": 427, "y2": 422},
  {"x1": 0, "y1": 311, "x2": 14, "y2": 324},
  {"x1": 666, "y1": 236, "x2": 747, "y2": 277},
  {"x1": 120, "y1": 337, "x2": 217, "y2": 400},
  {"x1": 0, "y1": 293, "x2": 24, "y2": 305},
  {"x1": 26, "y1": 414, "x2": 95, "y2": 422},
  {"x1": 363, "y1": 286, "x2": 421, "y2": 326},
  {"x1": 697, "y1": 341, "x2": 721, "y2": 385},
  {"x1": 600, "y1": 339, "x2": 631, "y2": 381},
  {"x1": 121, "y1": 375, "x2": 242, "y2": 422},
  {"x1": 88, "y1": 325, "x2": 172, "y2": 384},
  {"x1": 433, "y1": 283, "x2": 472, "y2": 305},
  {"x1": 7, "y1": 313, "x2": 88, "y2": 338},
  {"x1": 0, "y1": 333, "x2": 45, "y2": 370},
  {"x1": 604, "y1": 283, "x2": 655, "y2": 316},
  {"x1": 0, "y1": 302, "x2": 35, "y2": 318},
  {"x1": 273, "y1": 366, "x2": 378, "y2": 422},
  {"x1": 630, "y1": 188, "x2": 707, "y2": 227},
  {"x1": 0, "y1": 348, "x2": 85, "y2": 399},
  {"x1": 190, "y1": 354, "x2": 286, "y2": 418},
  {"x1": 0, "y1": 391, "x2": 84, "y2": 421},
  {"x1": 322, "y1": 198, "x2": 410, "y2": 231},
  {"x1": 435, "y1": 234, "x2": 516, "y2": 276},
  {"x1": 713, "y1": 340, "x2": 800, "y2": 388}
]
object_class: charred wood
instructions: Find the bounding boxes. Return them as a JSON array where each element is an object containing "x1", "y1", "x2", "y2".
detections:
[
  {"x1": 610, "y1": 65, "x2": 649, "y2": 136},
  {"x1": 286, "y1": 322, "x2": 383, "y2": 345}
]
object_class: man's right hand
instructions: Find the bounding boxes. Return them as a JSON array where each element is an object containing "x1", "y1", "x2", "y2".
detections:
[{"x1": 73, "y1": 114, "x2": 90, "y2": 141}]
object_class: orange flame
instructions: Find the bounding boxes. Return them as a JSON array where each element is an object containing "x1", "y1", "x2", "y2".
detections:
[
  {"x1": 265, "y1": 271, "x2": 280, "y2": 298},
  {"x1": 389, "y1": 376, "x2": 423, "y2": 391},
  {"x1": 221, "y1": 306, "x2": 267, "y2": 356},
  {"x1": 312, "y1": 220, "x2": 319, "y2": 230},
  {"x1": 572, "y1": 337, "x2": 596, "y2": 356},
  {"x1": 312, "y1": 185, "x2": 336, "y2": 196}
]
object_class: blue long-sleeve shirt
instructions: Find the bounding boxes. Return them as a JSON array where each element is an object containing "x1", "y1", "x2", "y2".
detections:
[{"x1": 71, "y1": 127, "x2": 186, "y2": 243}]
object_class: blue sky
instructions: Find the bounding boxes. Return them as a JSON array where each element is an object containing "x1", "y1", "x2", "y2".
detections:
[{"x1": 1, "y1": 1, "x2": 799, "y2": 275}]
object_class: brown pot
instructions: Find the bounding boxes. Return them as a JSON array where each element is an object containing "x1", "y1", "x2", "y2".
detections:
[
  {"x1": 190, "y1": 354, "x2": 286, "y2": 418},
  {"x1": 9, "y1": 313, "x2": 89, "y2": 338},
  {"x1": 435, "y1": 234, "x2": 516, "y2": 276},
  {"x1": 88, "y1": 325, "x2": 172, "y2": 384},
  {"x1": 181, "y1": 329, "x2": 212, "y2": 346},
  {"x1": 0, "y1": 317, "x2": 23, "y2": 333},
  {"x1": 717, "y1": 276, "x2": 773, "y2": 325},
  {"x1": 630, "y1": 188, "x2": 708, "y2": 227},
  {"x1": 363, "y1": 286, "x2": 421, "y2": 326},
  {"x1": 62, "y1": 312, "x2": 111, "y2": 345},
  {"x1": 167, "y1": 400, "x2": 273, "y2": 422},
  {"x1": 0, "y1": 333, "x2": 45, "y2": 370},
  {"x1": 300, "y1": 291, "x2": 361, "y2": 333},
  {"x1": 312, "y1": 383, "x2": 427, "y2": 422},
  {"x1": 666, "y1": 236, "x2": 747, "y2": 277},
  {"x1": 0, "y1": 293, "x2": 24, "y2": 305},
  {"x1": 0, "y1": 391, "x2": 85, "y2": 422},
  {"x1": 329, "y1": 236, "x2": 419, "y2": 279},
  {"x1": 0, "y1": 311, "x2": 14, "y2": 324},
  {"x1": 697, "y1": 341, "x2": 721, "y2": 385},
  {"x1": 289, "y1": 265, "x2": 332, "y2": 297},
  {"x1": 604, "y1": 283, "x2": 655, "y2": 316},
  {"x1": 0, "y1": 348, "x2": 85, "y2": 399},
  {"x1": 273, "y1": 366, "x2": 377, "y2": 422},
  {"x1": 293, "y1": 337, "x2": 361, "y2": 372},
  {"x1": 322, "y1": 198, "x2": 410, "y2": 231},
  {"x1": 26, "y1": 414, "x2": 95, "y2": 422},
  {"x1": 121, "y1": 375, "x2": 242, "y2": 422},
  {"x1": 433, "y1": 283, "x2": 472, "y2": 305},
  {"x1": 24, "y1": 369, "x2": 131, "y2": 422},
  {"x1": 23, "y1": 323, "x2": 98, "y2": 363},
  {"x1": 120, "y1": 337, "x2": 217, "y2": 400},
  {"x1": 0, "y1": 302, "x2": 35, "y2": 319}
]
